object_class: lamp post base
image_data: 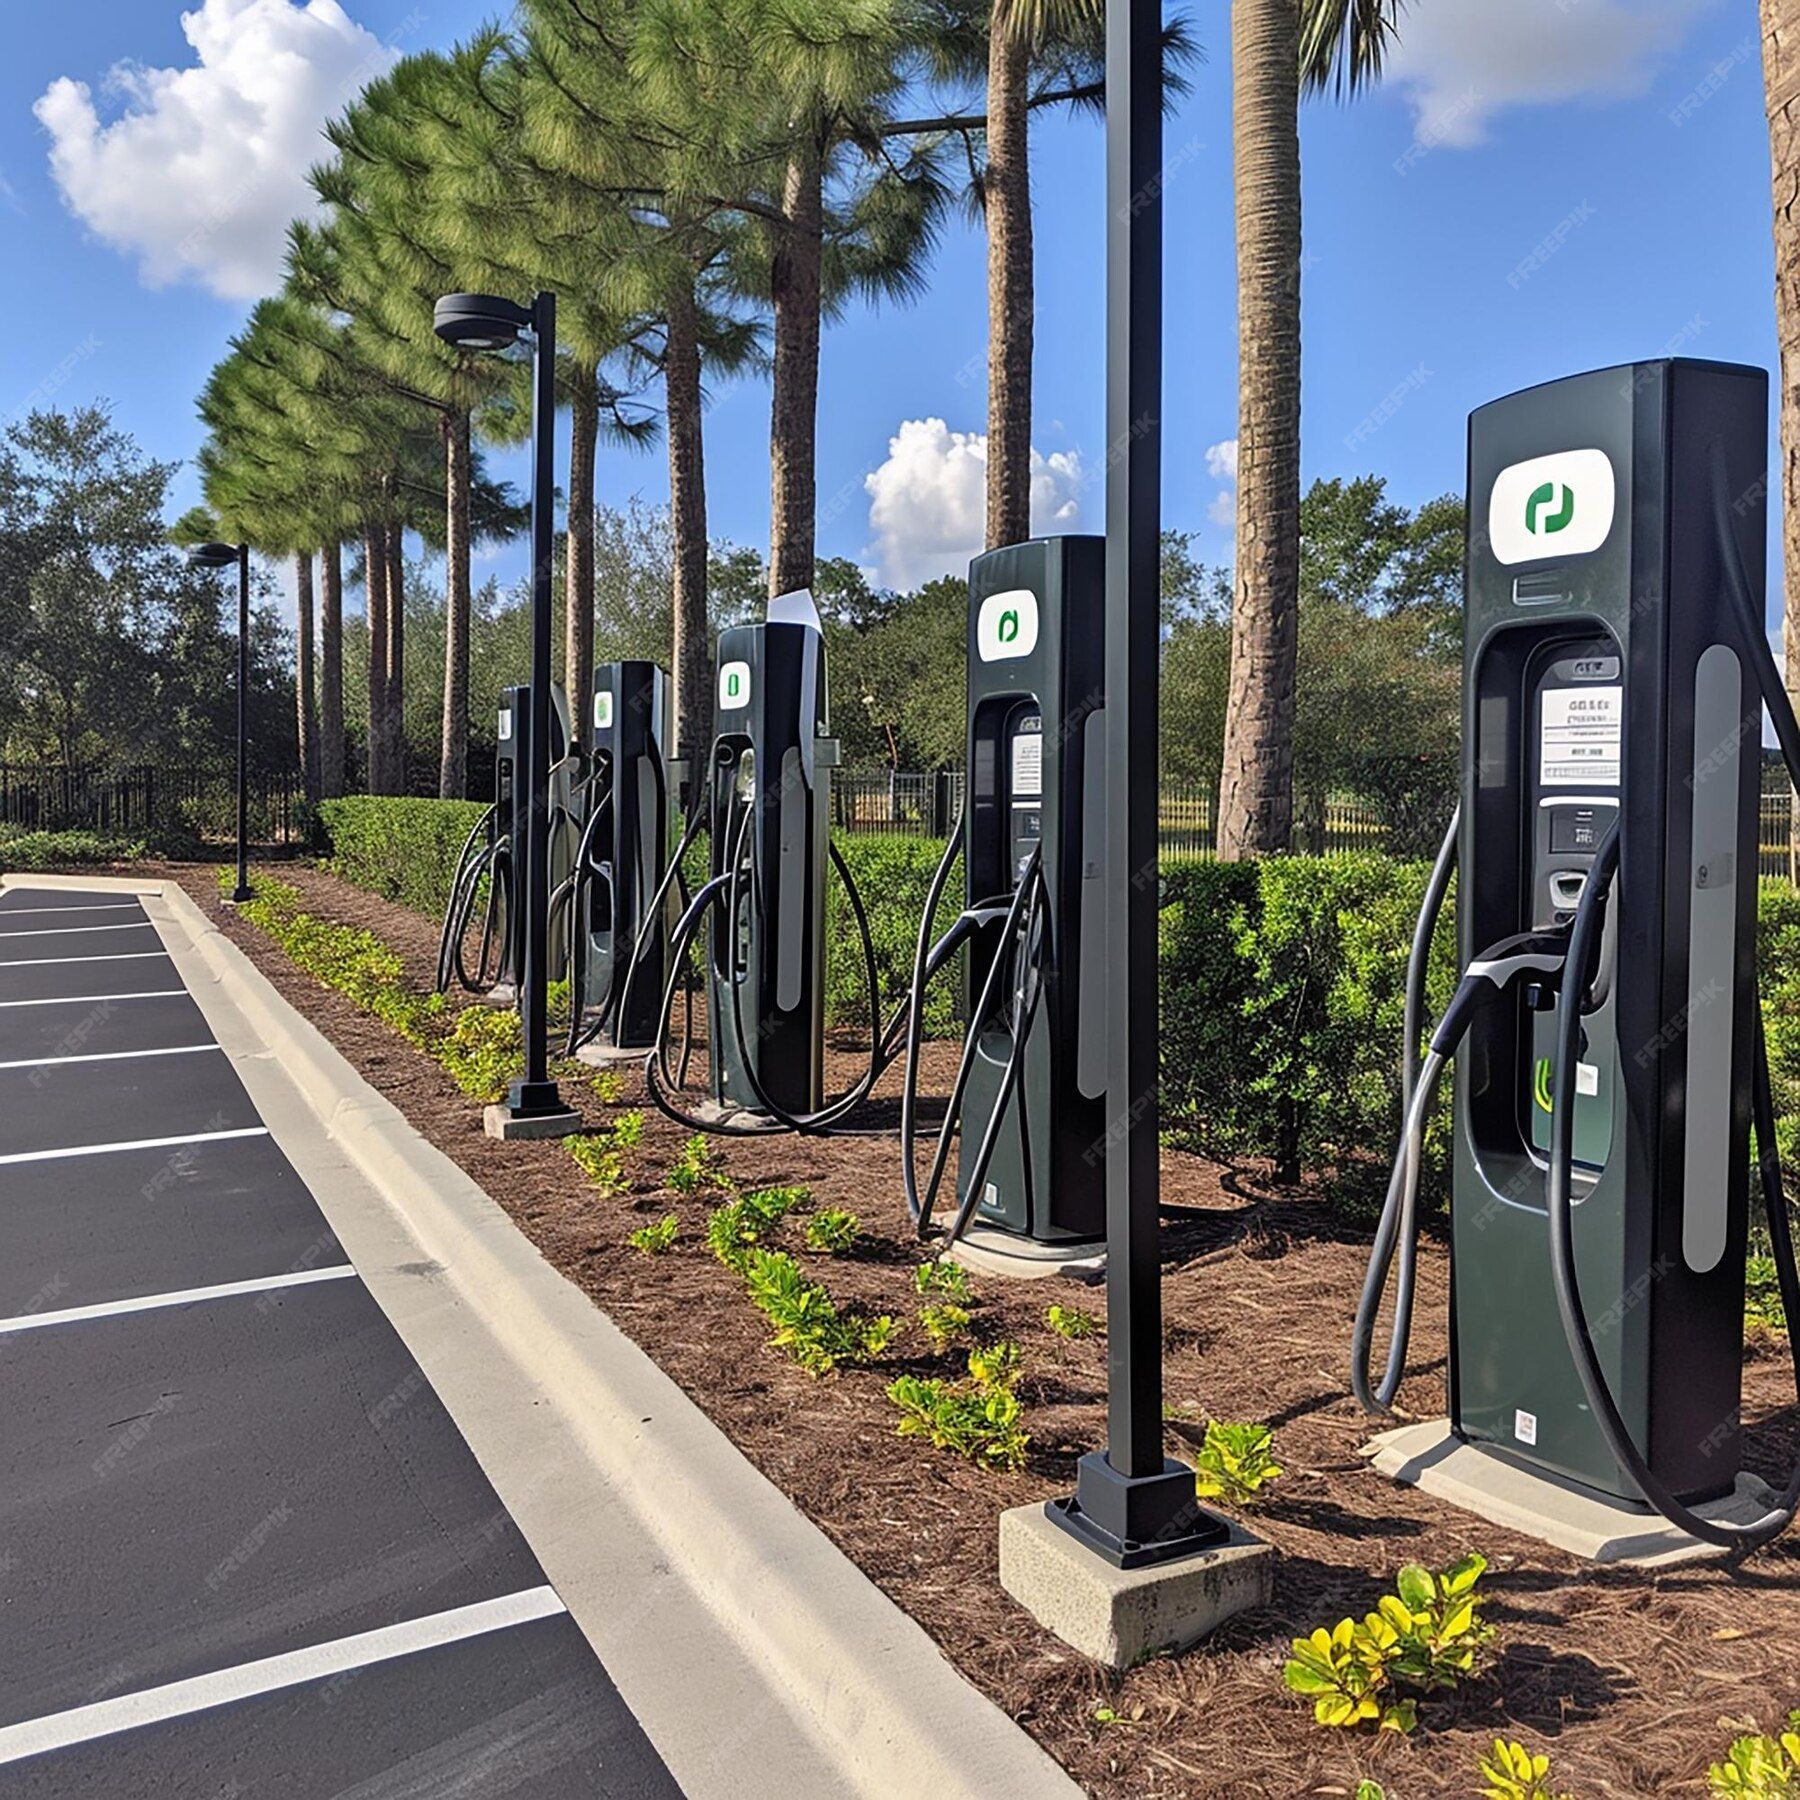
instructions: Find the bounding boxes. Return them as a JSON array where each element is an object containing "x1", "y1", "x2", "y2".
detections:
[
  {"x1": 483, "y1": 1076, "x2": 582, "y2": 1141},
  {"x1": 228, "y1": 884, "x2": 255, "y2": 906},
  {"x1": 1050, "y1": 1452, "x2": 1233, "y2": 1570}
]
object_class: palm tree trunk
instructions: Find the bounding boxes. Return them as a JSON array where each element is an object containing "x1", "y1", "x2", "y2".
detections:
[
  {"x1": 1217, "y1": 0, "x2": 1302, "y2": 861},
  {"x1": 667, "y1": 273, "x2": 712, "y2": 773},
  {"x1": 1765, "y1": 0, "x2": 1800, "y2": 872},
  {"x1": 294, "y1": 550, "x2": 319, "y2": 804},
  {"x1": 985, "y1": 6, "x2": 1035, "y2": 551},
  {"x1": 441, "y1": 411, "x2": 471, "y2": 799},
  {"x1": 566, "y1": 362, "x2": 600, "y2": 751},
  {"x1": 384, "y1": 523, "x2": 406, "y2": 794},
  {"x1": 363, "y1": 521, "x2": 387, "y2": 795},
  {"x1": 769, "y1": 137, "x2": 824, "y2": 599},
  {"x1": 320, "y1": 540, "x2": 345, "y2": 799}
]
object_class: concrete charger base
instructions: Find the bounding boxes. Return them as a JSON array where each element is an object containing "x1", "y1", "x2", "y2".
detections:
[
  {"x1": 575, "y1": 1038, "x2": 653, "y2": 1068},
  {"x1": 1362, "y1": 1419, "x2": 1782, "y2": 1567},
  {"x1": 1000, "y1": 1504, "x2": 1275, "y2": 1669},
  {"x1": 945, "y1": 1225, "x2": 1107, "y2": 1285}
]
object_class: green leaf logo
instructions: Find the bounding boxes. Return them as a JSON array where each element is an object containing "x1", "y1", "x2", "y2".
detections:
[
  {"x1": 998, "y1": 608, "x2": 1020, "y2": 644},
  {"x1": 1526, "y1": 480, "x2": 1576, "y2": 536},
  {"x1": 727, "y1": 672, "x2": 741, "y2": 697}
]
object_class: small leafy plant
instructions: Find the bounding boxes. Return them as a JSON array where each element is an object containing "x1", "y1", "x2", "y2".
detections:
[
  {"x1": 589, "y1": 1067, "x2": 627, "y2": 1105},
  {"x1": 803, "y1": 1209, "x2": 860, "y2": 1254},
  {"x1": 1711, "y1": 1712, "x2": 1800, "y2": 1797},
  {"x1": 741, "y1": 1249, "x2": 896, "y2": 1376},
  {"x1": 915, "y1": 1259, "x2": 971, "y2": 1303},
  {"x1": 628, "y1": 1216, "x2": 680, "y2": 1256},
  {"x1": 706, "y1": 1186, "x2": 808, "y2": 1273},
  {"x1": 1284, "y1": 1553, "x2": 1496, "y2": 1735},
  {"x1": 919, "y1": 1302, "x2": 973, "y2": 1351},
  {"x1": 1480, "y1": 1738, "x2": 1573, "y2": 1800},
  {"x1": 1192, "y1": 1420, "x2": 1284, "y2": 1507},
  {"x1": 567, "y1": 1111, "x2": 644, "y2": 1197},
  {"x1": 669, "y1": 1134, "x2": 731, "y2": 1196},
  {"x1": 1046, "y1": 1302, "x2": 1100, "y2": 1340},
  {"x1": 888, "y1": 1340, "x2": 1029, "y2": 1471}
]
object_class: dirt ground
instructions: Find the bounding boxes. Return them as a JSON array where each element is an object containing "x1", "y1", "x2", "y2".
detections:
[{"x1": 114, "y1": 860, "x2": 1800, "y2": 1797}]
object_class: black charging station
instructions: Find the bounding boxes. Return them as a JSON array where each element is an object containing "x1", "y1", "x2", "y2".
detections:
[
  {"x1": 1450, "y1": 360, "x2": 1766, "y2": 1504},
  {"x1": 705, "y1": 599, "x2": 841, "y2": 1121},
  {"x1": 570, "y1": 661, "x2": 672, "y2": 1060},
  {"x1": 956, "y1": 537, "x2": 1109, "y2": 1249}
]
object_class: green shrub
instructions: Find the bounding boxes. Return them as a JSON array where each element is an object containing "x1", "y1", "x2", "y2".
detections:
[
  {"x1": 1045, "y1": 1303, "x2": 1100, "y2": 1341},
  {"x1": 919, "y1": 1302, "x2": 972, "y2": 1350},
  {"x1": 436, "y1": 1004, "x2": 523, "y2": 1103},
  {"x1": 1482, "y1": 1739, "x2": 1573, "y2": 1800},
  {"x1": 669, "y1": 1134, "x2": 731, "y2": 1197},
  {"x1": 1192, "y1": 1420, "x2": 1284, "y2": 1506},
  {"x1": 0, "y1": 826, "x2": 148, "y2": 868},
  {"x1": 568, "y1": 1112, "x2": 643, "y2": 1196},
  {"x1": 888, "y1": 1339, "x2": 1029, "y2": 1470},
  {"x1": 629, "y1": 1216, "x2": 680, "y2": 1256},
  {"x1": 827, "y1": 835, "x2": 965, "y2": 1036},
  {"x1": 1161, "y1": 856, "x2": 1460, "y2": 1210},
  {"x1": 741, "y1": 1249, "x2": 896, "y2": 1375},
  {"x1": 1283, "y1": 1553, "x2": 1495, "y2": 1734},
  {"x1": 804, "y1": 1209, "x2": 860, "y2": 1254},
  {"x1": 915, "y1": 1259, "x2": 972, "y2": 1303},
  {"x1": 1711, "y1": 1712, "x2": 1800, "y2": 1796},
  {"x1": 705, "y1": 1186, "x2": 807, "y2": 1273},
  {"x1": 317, "y1": 796, "x2": 489, "y2": 917}
]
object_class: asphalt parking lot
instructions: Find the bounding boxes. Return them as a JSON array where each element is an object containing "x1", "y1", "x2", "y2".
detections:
[{"x1": 0, "y1": 885, "x2": 681, "y2": 1797}]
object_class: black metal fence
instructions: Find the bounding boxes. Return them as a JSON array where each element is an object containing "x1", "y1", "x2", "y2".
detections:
[{"x1": 0, "y1": 764, "x2": 307, "y2": 848}]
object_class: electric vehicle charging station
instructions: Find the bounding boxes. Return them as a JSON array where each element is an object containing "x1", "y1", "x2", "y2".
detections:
[
  {"x1": 567, "y1": 661, "x2": 674, "y2": 1063},
  {"x1": 1354, "y1": 358, "x2": 1800, "y2": 1557},
  {"x1": 437, "y1": 682, "x2": 575, "y2": 1006},
  {"x1": 898, "y1": 537, "x2": 1109, "y2": 1268}
]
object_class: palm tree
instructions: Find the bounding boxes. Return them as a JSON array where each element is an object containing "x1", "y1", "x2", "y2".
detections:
[
  {"x1": 1216, "y1": 0, "x2": 1405, "y2": 860},
  {"x1": 1764, "y1": 0, "x2": 1800, "y2": 865},
  {"x1": 516, "y1": 0, "x2": 766, "y2": 762}
]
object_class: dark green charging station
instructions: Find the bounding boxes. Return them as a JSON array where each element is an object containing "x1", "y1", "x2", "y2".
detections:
[
  {"x1": 705, "y1": 603, "x2": 841, "y2": 1119},
  {"x1": 957, "y1": 537, "x2": 1108, "y2": 1247},
  {"x1": 572, "y1": 661, "x2": 672, "y2": 1056},
  {"x1": 1454, "y1": 360, "x2": 1764, "y2": 1502}
]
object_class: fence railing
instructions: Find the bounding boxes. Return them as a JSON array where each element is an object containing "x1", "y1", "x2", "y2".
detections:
[
  {"x1": 0, "y1": 764, "x2": 306, "y2": 847},
  {"x1": 834, "y1": 768, "x2": 1800, "y2": 879}
]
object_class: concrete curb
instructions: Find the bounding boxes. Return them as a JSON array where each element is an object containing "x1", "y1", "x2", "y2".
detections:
[{"x1": 5, "y1": 873, "x2": 1077, "y2": 1799}]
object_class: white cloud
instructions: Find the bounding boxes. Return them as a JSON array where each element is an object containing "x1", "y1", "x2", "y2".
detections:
[
  {"x1": 862, "y1": 418, "x2": 1083, "y2": 590},
  {"x1": 1205, "y1": 437, "x2": 1238, "y2": 541},
  {"x1": 1384, "y1": 0, "x2": 1716, "y2": 148},
  {"x1": 35, "y1": 0, "x2": 398, "y2": 301}
]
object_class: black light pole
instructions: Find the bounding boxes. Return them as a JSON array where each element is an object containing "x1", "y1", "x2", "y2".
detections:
[
  {"x1": 1048, "y1": 0, "x2": 1229, "y2": 1567},
  {"x1": 189, "y1": 542, "x2": 254, "y2": 904},
  {"x1": 433, "y1": 291, "x2": 573, "y2": 1131}
]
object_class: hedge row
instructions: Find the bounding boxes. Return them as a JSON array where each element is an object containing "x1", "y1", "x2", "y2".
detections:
[
  {"x1": 317, "y1": 796, "x2": 488, "y2": 918},
  {"x1": 310, "y1": 796, "x2": 1800, "y2": 1205},
  {"x1": 0, "y1": 825, "x2": 149, "y2": 868}
]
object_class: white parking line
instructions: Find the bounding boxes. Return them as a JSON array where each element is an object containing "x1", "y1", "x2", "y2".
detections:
[
  {"x1": 0, "y1": 952, "x2": 170, "y2": 970},
  {"x1": 0, "y1": 1586, "x2": 568, "y2": 1765},
  {"x1": 0, "y1": 1126, "x2": 268, "y2": 1167},
  {"x1": 0, "y1": 903, "x2": 146, "y2": 918},
  {"x1": 0, "y1": 1264, "x2": 357, "y2": 1336},
  {"x1": 0, "y1": 922, "x2": 159, "y2": 940},
  {"x1": 0, "y1": 991, "x2": 186, "y2": 1010},
  {"x1": 0, "y1": 1265, "x2": 356, "y2": 1334},
  {"x1": 0, "y1": 1044, "x2": 218, "y2": 1073}
]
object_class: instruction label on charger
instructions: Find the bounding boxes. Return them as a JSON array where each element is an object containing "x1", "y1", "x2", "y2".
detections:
[
  {"x1": 1011, "y1": 724, "x2": 1043, "y2": 800},
  {"x1": 1540, "y1": 685, "x2": 1621, "y2": 786}
]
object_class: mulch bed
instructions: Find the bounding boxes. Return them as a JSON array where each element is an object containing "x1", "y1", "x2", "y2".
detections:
[{"x1": 112, "y1": 860, "x2": 1800, "y2": 1796}]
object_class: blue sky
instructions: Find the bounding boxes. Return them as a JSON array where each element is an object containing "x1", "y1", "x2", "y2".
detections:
[{"x1": 0, "y1": 0, "x2": 1777, "y2": 620}]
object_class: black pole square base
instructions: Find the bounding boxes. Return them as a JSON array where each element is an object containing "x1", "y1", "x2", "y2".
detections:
[
  {"x1": 506, "y1": 1076, "x2": 568, "y2": 1117},
  {"x1": 1048, "y1": 1452, "x2": 1233, "y2": 1570}
]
